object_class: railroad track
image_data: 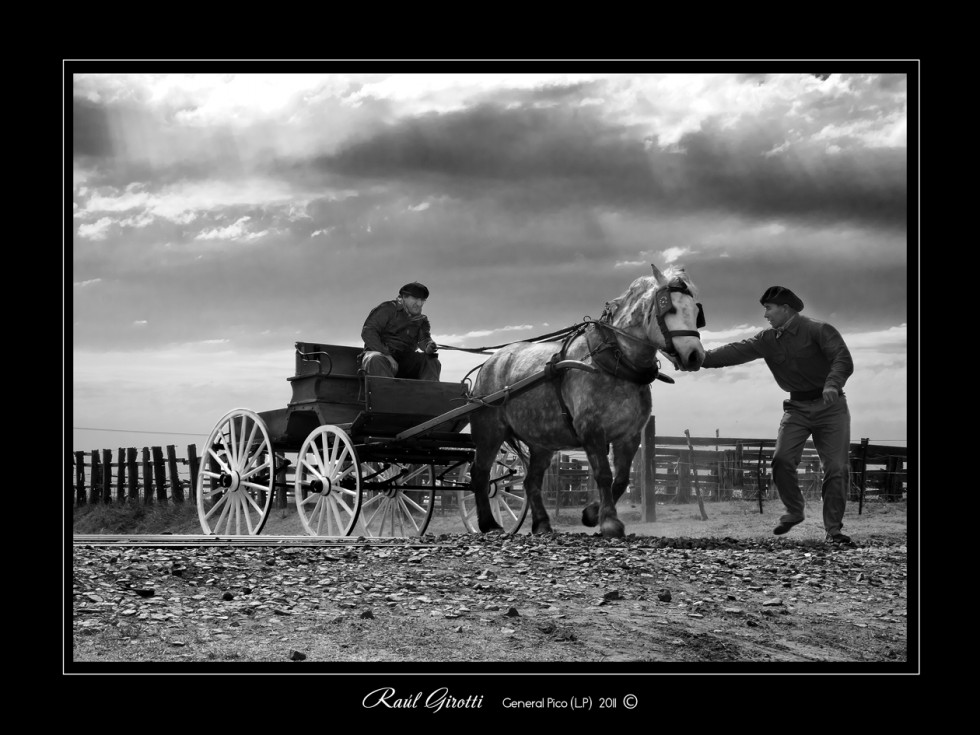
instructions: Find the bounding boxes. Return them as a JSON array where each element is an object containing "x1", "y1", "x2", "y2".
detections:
[{"x1": 72, "y1": 534, "x2": 448, "y2": 548}]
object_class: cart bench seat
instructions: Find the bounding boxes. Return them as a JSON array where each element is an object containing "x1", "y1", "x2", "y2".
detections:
[{"x1": 269, "y1": 342, "x2": 472, "y2": 447}]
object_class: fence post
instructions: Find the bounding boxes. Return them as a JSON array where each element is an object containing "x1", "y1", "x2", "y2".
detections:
[
  {"x1": 167, "y1": 445, "x2": 184, "y2": 503},
  {"x1": 90, "y1": 451, "x2": 102, "y2": 505},
  {"x1": 677, "y1": 449, "x2": 691, "y2": 502},
  {"x1": 756, "y1": 445, "x2": 765, "y2": 513},
  {"x1": 857, "y1": 438, "x2": 869, "y2": 511},
  {"x1": 101, "y1": 449, "x2": 113, "y2": 504},
  {"x1": 74, "y1": 451, "x2": 86, "y2": 507},
  {"x1": 187, "y1": 444, "x2": 200, "y2": 503},
  {"x1": 885, "y1": 455, "x2": 903, "y2": 501},
  {"x1": 142, "y1": 448, "x2": 153, "y2": 504},
  {"x1": 152, "y1": 446, "x2": 168, "y2": 502},
  {"x1": 116, "y1": 448, "x2": 126, "y2": 503},
  {"x1": 67, "y1": 452, "x2": 74, "y2": 511},
  {"x1": 127, "y1": 448, "x2": 139, "y2": 502},
  {"x1": 734, "y1": 441, "x2": 744, "y2": 493},
  {"x1": 542, "y1": 463, "x2": 558, "y2": 516},
  {"x1": 640, "y1": 415, "x2": 656, "y2": 522},
  {"x1": 275, "y1": 454, "x2": 289, "y2": 509}
]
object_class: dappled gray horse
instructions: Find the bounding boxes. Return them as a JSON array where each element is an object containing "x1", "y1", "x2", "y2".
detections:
[{"x1": 468, "y1": 264, "x2": 706, "y2": 538}]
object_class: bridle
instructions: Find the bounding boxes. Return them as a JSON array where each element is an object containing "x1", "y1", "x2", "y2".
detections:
[
  {"x1": 574, "y1": 277, "x2": 706, "y2": 385},
  {"x1": 653, "y1": 277, "x2": 705, "y2": 356}
]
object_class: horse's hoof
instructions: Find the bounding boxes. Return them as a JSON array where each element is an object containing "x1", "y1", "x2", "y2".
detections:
[
  {"x1": 600, "y1": 517, "x2": 625, "y2": 539},
  {"x1": 532, "y1": 523, "x2": 554, "y2": 535},
  {"x1": 479, "y1": 523, "x2": 505, "y2": 534},
  {"x1": 581, "y1": 503, "x2": 599, "y2": 527}
]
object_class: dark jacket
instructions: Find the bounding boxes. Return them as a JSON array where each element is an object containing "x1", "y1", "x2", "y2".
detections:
[
  {"x1": 701, "y1": 314, "x2": 853, "y2": 394},
  {"x1": 361, "y1": 300, "x2": 436, "y2": 358}
]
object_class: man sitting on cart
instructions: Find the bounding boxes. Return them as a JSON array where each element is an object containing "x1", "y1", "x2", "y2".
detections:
[{"x1": 360, "y1": 281, "x2": 442, "y2": 381}]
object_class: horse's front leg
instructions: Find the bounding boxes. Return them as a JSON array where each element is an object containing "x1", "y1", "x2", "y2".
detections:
[
  {"x1": 525, "y1": 449, "x2": 556, "y2": 534},
  {"x1": 582, "y1": 441, "x2": 623, "y2": 538},
  {"x1": 610, "y1": 436, "x2": 641, "y2": 505},
  {"x1": 582, "y1": 437, "x2": 641, "y2": 530}
]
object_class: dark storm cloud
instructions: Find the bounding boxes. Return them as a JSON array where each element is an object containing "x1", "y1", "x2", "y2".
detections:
[
  {"x1": 73, "y1": 97, "x2": 114, "y2": 158},
  {"x1": 320, "y1": 103, "x2": 656, "y2": 193},
  {"x1": 673, "y1": 123, "x2": 907, "y2": 229},
  {"x1": 316, "y1": 98, "x2": 906, "y2": 231}
]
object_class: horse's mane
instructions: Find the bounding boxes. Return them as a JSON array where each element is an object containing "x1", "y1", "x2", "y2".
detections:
[
  {"x1": 661, "y1": 265, "x2": 698, "y2": 298},
  {"x1": 603, "y1": 265, "x2": 698, "y2": 329}
]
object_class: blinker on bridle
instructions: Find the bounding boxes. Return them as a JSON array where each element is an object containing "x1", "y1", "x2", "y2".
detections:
[{"x1": 655, "y1": 278, "x2": 705, "y2": 355}]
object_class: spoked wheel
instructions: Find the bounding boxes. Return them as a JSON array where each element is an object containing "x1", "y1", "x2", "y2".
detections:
[
  {"x1": 355, "y1": 462, "x2": 435, "y2": 537},
  {"x1": 294, "y1": 426, "x2": 362, "y2": 537},
  {"x1": 196, "y1": 408, "x2": 276, "y2": 535},
  {"x1": 458, "y1": 445, "x2": 528, "y2": 534}
]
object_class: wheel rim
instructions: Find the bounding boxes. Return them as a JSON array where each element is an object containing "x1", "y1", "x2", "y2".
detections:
[
  {"x1": 294, "y1": 426, "x2": 361, "y2": 536},
  {"x1": 458, "y1": 447, "x2": 528, "y2": 533},
  {"x1": 356, "y1": 463, "x2": 435, "y2": 537},
  {"x1": 196, "y1": 409, "x2": 275, "y2": 535}
]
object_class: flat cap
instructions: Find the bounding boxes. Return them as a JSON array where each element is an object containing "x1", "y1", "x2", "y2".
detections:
[
  {"x1": 399, "y1": 282, "x2": 430, "y2": 300},
  {"x1": 759, "y1": 286, "x2": 803, "y2": 312}
]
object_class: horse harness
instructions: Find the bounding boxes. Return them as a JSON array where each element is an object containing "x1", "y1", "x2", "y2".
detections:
[{"x1": 546, "y1": 278, "x2": 706, "y2": 442}]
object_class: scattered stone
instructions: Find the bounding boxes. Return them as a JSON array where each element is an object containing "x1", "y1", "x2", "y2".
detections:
[
  {"x1": 359, "y1": 609, "x2": 375, "y2": 619},
  {"x1": 287, "y1": 650, "x2": 307, "y2": 661},
  {"x1": 658, "y1": 591, "x2": 672, "y2": 602}
]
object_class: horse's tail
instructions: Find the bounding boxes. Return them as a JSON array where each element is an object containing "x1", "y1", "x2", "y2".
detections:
[{"x1": 503, "y1": 437, "x2": 529, "y2": 468}]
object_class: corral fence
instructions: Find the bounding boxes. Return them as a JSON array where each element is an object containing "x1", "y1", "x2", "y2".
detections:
[{"x1": 69, "y1": 418, "x2": 908, "y2": 521}]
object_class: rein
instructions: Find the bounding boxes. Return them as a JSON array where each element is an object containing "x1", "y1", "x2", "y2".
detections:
[
  {"x1": 449, "y1": 277, "x2": 704, "y2": 389},
  {"x1": 436, "y1": 324, "x2": 586, "y2": 354}
]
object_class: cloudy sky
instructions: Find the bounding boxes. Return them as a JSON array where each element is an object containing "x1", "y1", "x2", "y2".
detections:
[{"x1": 70, "y1": 68, "x2": 912, "y2": 456}]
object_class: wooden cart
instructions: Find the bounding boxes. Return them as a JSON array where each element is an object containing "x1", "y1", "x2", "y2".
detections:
[{"x1": 195, "y1": 342, "x2": 593, "y2": 538}]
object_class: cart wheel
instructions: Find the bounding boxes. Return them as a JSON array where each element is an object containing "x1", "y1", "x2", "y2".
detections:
[
  {"x1": 356, "y1": 462, "x2": 435, "y2": 537},
  {"x1": 294, "y1": 426, "x2": 362, "y2": 536},
  {"x1": 196, "y1": 409, "x2": 276, "y2": 535},
  {"x1": 458, "y1": 447, "x2": 528, "y2": 534}
]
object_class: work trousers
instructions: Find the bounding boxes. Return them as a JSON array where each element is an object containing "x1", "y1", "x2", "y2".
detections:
[
  {"x1": 361, "y1": 351, "x2": 442, "y2": 381},
  {"x1": 771, "y1": 396, "x2": 850, "y2": 535}
]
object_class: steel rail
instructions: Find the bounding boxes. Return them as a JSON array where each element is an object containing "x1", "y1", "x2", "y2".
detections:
[{"x1": 72, "y1": 534, "x2": 451, "y2": 548}]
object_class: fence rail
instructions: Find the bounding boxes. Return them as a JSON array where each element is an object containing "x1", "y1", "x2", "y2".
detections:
[{"x1": 69, "y1": 424, "x2": 909, "y2": 515}]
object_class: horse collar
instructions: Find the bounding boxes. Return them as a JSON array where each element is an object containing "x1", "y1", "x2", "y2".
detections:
[{"x1": 587, "y1": 324, "x2": 660, "y2": 385}]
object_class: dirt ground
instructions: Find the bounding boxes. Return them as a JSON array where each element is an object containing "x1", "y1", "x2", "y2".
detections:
[{"x1": 70, "y1": 498, "x2": 914, "y2": 676}]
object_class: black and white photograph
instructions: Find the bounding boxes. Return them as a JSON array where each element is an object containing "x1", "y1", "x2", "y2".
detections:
[{"x1": 69, "y1": 65, "x2": 915, "y2": 686}]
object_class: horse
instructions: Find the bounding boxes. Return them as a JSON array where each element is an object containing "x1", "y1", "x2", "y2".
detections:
[{"x1": 467, "y1": 264, "x2": 706, "y2": 538}]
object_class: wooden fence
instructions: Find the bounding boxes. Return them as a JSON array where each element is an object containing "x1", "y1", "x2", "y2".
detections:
[
  {"x1": 70, "y1": 445, "x2": 202, "y2": 508},
  {"x1": 628, "y1": 418, "x2": 909, "y2": 522},
  {"x1": 69, "y1": 423, "x2": 909, "y2": 517}
]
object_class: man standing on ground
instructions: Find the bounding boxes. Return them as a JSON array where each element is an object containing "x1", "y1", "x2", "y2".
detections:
[{"x1": 668, "y1": 286, "x2": 855, "y2": 544}]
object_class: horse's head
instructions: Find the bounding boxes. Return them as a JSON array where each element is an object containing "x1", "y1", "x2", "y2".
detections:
[
  {"x1": 649, "y1": 264, "x2": 705, "y2": 370},
  {"x1": 604, "y1": 264, "x2": 705, "y2": 371}
]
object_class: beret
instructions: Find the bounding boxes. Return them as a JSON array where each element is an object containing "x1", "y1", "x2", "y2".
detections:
[
  {"x1": 399, "y1": 282, "x2": 430, "y2": 300},
  {"x1": 759, "y1": 286, "x2": 803, "y2": 312}
]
